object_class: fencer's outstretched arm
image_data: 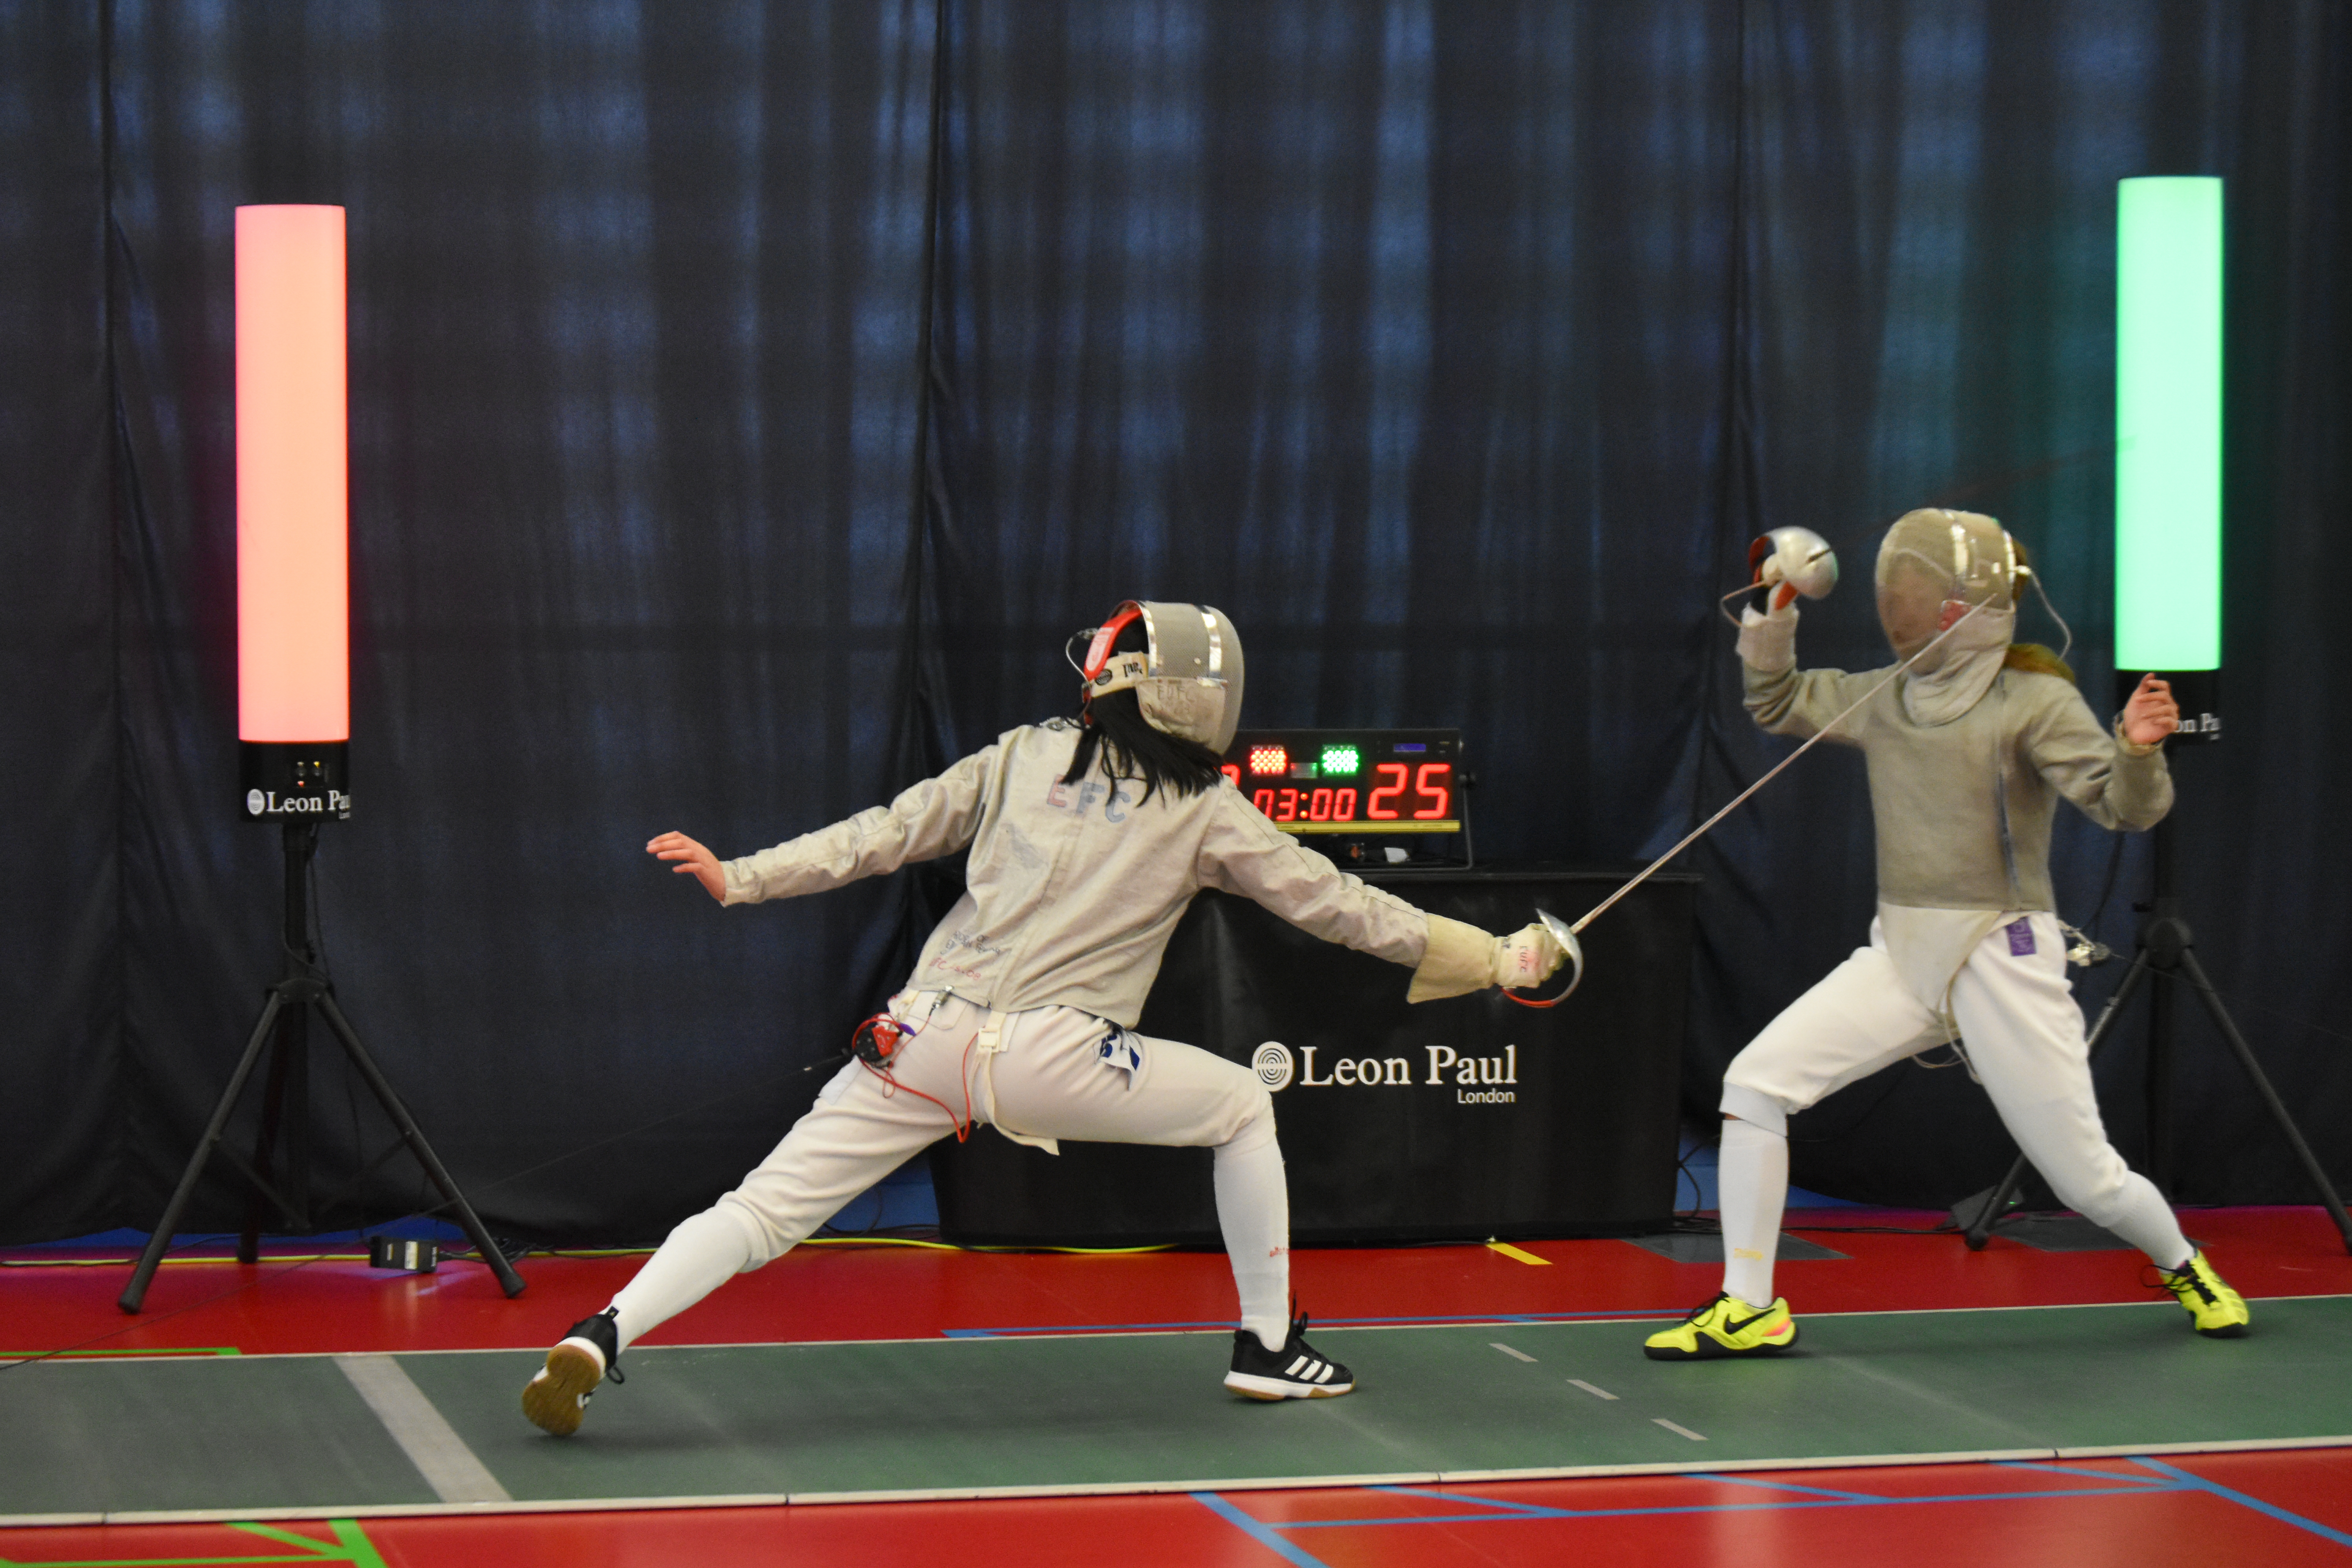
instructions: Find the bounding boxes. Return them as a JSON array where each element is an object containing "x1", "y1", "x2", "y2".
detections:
[
  {"x1": 1735, "y1": 603, "x2": 1878, "y2": 743},
  {"x1": 1199, "y1": 798, "x2": 1561, "y2": 1002},
  {"x1": 708, "y1": 744, "x2": 1004, "y2": 906}
]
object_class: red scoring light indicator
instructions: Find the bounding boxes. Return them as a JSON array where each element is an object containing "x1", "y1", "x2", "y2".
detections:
[{"x1": 1249, "y1": 744, "x2": 1289, "y2": 777}]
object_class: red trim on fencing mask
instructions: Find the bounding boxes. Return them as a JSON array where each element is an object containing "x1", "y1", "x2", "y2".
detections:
[{"x1": 1080, "y1": 601, "x2": 1145, "y2": 684}]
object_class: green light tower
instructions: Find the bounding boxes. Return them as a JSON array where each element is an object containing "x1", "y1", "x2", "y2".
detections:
[
  {"x1": 2115, "y1": 175, "x2": 2222, "y2": 737},
  {"x1": 1967, "y1": 176, "x2": 2352, "y2": 1251}
]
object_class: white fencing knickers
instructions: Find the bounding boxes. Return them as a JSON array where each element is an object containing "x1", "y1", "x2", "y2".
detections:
[
  {"x1": 1714, "y1": 911, "x2": 2190, "y2": 1307},
  {"x1": 608, "y1": 993, "x2": 1291, "y2": 1350}
]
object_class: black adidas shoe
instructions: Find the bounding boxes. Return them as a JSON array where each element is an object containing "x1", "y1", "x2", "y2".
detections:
[
  {"x1": 1225, "y1": 1311, "x2": 1354, "y2": 1399},
  {"x1": 521, "y1": 1307, "x2": 625, "y2": 1436}
]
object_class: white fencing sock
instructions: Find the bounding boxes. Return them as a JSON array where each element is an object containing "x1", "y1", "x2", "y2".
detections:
[
  {"x1": 607, "y1": 1206, "x2": 756, "y2": 1352},
  {"x1": 1718, "y1": 1115, "x2": 1790, "y2": 1309},
  {"x1": 1214, "y1": 1118, "x2": 1291, "y2": 1351},
  {"x1": 2090, "y1": 1171, "x2": 2195, "y2": 1271}
]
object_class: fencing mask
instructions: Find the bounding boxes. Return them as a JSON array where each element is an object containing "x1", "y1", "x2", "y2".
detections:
[
  {"x1": 1876, "y1": 508, "x2": 2025, "y2": 724},
  {"x1": 1076, "y1": 601, "x2": 1247, "y2": 752},
  {"x1": 1875, "y1": 508, "x2": 2028, "y2": 661}
]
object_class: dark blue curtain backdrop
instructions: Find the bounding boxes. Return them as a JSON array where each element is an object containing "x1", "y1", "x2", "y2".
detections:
[{"x1": 1, "y1": 1, "x2": 2344, "y2": 1243}]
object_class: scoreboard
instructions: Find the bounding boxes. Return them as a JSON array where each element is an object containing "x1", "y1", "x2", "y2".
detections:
[{"x1": 1220, "y1": 728, "x2": 1462, "y2": 835}]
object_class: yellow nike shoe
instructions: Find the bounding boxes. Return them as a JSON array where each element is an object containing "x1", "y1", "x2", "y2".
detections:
[
  {"x1": 1643, "y1": 1292, "x2": 1798, "y2": 1360},
  {"x1": 2158, "y1": 1251, "x2": 2251, "y2": 1338}
]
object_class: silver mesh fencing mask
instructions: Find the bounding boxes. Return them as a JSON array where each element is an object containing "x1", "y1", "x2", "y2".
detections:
[{"x1": 1078, "y1": 601, "x2": 1247, "y2": 752}]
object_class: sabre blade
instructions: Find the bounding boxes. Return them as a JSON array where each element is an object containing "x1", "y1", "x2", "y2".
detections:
[{"x1": 1566, "y1": 600, "x2": 1991, "y2": 939}]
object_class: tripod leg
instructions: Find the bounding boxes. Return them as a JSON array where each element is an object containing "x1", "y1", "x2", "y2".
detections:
[
  {"x1": 239, "y1": 1000, "x2": 308, "y2": 1264},
  {"x1": 314, "y1": 993, "x2": 527, "y2": 1298},
  {"x1": 2175, "y1": 950, "x2": 2352, "y2": 1254},
  {"x1": 120, "y1": 992, "x2": 289, "y2": 1313},
  {"x1": 1963, "y1": 953, "x2": 2153, "y2": 1250}
]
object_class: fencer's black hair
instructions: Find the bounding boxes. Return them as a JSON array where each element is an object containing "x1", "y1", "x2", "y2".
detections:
[{"x1": 1062, "y1": 617, "x2": 1226, "y2": 804}]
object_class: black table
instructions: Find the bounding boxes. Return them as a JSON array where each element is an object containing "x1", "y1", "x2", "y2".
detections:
[{"x1": 929, "y1": 869, "x2": 1695, "y2": 1246}]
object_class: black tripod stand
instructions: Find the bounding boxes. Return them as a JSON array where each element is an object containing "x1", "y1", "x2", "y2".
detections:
[
  {"x1": 120, "y1": 822, "x2": 526, "y2": 1311},
  {"x1": 1959, "y1": 816, "x2": 2352, "y2": 1253}
]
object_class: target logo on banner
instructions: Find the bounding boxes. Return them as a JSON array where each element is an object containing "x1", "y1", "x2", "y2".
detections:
[{"x1": 1251, "y1": 1041, "x2": 1295, "y2": 1092}]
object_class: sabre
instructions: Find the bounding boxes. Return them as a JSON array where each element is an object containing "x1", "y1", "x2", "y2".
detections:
[{"x1": 1504, "y1": 528, "x2": 1988, "y2": 1009}]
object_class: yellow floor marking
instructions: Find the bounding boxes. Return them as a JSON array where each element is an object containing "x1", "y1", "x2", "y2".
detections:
[{"x1": 1486, "y1": 1241, "x2": 1552, "y2": 1267}]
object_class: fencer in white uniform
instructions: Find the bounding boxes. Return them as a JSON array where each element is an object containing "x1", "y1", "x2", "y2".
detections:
[
  {"x1": 1644, "y1": 510, "x2": 2251, "y2": 1361},
  {"x1": 523, "y1": 601, "x2": 1564, "y2": 1433}
]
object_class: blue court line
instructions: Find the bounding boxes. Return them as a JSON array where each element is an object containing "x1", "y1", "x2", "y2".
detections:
[
  {"x1": 2130, "y1": 1456, "x2": 2352, "y2": 1548},
  {"x1": 1189, "y1": 1490, "x2": 1334, "y2": 1568},
  {"x1": 1372, "y1": 1484, "x2": 1561, "y2": 1515},
  {"x1": 1203, "y1": 1457, "x2": 2352, "y2": 1544},
  {"x1": 1999, "y1": 1458, "x2": 2171, "y2": 1486},
  {"x1": 944, "y1": 1308, "x2": 1677, "y2": 1338},
  {"x1": 1270, "y1": 1485, "x2": 2188, "y2": 1528},
  {"x1": 1675, "y1": 1471, "x2": 1893, "y2": 1502}
]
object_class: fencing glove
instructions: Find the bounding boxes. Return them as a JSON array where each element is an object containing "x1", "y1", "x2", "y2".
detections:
[{"x1": 1408, "y1": 915, "x2": 1566, "y2": 1002}]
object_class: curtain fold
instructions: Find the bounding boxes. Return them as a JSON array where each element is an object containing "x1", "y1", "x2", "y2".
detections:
[
  {"x1": 0, "y1": 0, "x2": 2343, "y2": 1241},
  {"x1": 6, "y1": 1, "x2": 942, "y2": 1243}
]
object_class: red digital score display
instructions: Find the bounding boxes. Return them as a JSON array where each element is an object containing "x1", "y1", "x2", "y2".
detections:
[
  {"x1": 1249, "y1": 761, "x2": 1452, "y2": 825},
  {"x1": 1219, "y1": 729, "x2": 1463, "y2": 835}
]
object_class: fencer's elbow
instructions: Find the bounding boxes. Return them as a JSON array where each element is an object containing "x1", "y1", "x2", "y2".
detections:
[{"x1": 2092, "y1": 780, "x2": 2173, "y2": 835}]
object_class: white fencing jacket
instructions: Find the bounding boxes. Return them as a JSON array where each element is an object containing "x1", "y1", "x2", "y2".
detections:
[{"x1": 721, "y1": 722, "x2": 1436, "y2": 1027}]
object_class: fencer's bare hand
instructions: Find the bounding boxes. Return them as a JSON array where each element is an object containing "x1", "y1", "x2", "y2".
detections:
[
  {"x1": 648, "y1": 831, "x2": 726, "y2": 902},
  {"x1": 2122, "y1": 674, "x2": 2180, "y2": 748}
]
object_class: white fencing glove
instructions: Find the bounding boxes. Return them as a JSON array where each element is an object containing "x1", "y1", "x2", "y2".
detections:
[
  {"x1": 1736, "y1": 601, "x2": 1798, "y2": 673},
  {"x1": 1493, "y1": 922, "x2": 1566, "y2": 990}
]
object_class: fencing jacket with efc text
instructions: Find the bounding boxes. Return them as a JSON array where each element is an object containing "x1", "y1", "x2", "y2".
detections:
[{"x1": 720, "y1": 722, "x2": 1433, "y2": 1027}]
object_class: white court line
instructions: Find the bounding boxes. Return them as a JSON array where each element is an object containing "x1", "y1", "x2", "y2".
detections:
[
  {"x1": 34, "y1": 1293, "x2": 2346, "y2": 1361},
  {"x1": 29, "y1": 1441, "x2": 2352, "y2": 1526},
  {"x1": 336, "y1": 1354, "x2": 512, "y2": 1504},
  {"x1": 1569, "y1": 1379, "x2": 1619, "y2": 1401},
  {"x1": 1490, "y1": 1343, "x2": 1537, "y2": 1363},
  {"x1": 1653, "y1": 1419, "x2": 1708, "y2": 1442}
]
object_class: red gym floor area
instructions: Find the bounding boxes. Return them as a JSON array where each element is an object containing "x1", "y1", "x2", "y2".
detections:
[{"x1": 6, "y1": 1205, "x2": 2350, "y2": 1566}]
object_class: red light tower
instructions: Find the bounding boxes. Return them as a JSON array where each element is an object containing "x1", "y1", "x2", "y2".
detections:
[{"x1": 122, "y1": 208, "x2": 523, "y2": 1310}]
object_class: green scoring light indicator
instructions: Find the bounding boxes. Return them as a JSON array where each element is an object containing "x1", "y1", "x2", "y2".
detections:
[
  {"x1": 1319, "y1": 743, "x2": 1361, "y2": 776},
  {"x1": 2116, "y1": 176, "x2": 2222, "y2": 672}
]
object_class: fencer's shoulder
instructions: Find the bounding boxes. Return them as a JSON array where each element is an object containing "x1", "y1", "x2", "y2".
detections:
[
  {"x1": 2000, "y1": 669, "x2": 2091, "y2": 714},
  {"x1": 913, "y1": 727, "x2": 1049, "y2": 786},
  {"x1": 1994, "y1": 670, "x2": 2108, "y2": 744},
  {"x1": 994, "y1": 720, "x2": 1075, "y2": 753}
]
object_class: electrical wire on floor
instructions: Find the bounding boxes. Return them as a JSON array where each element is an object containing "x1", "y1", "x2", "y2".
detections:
[{"x1": 0, "y1": 1248, "x2": 344, "y2": 1372}]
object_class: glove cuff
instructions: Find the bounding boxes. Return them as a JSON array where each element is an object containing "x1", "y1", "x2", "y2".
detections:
[
  {"x1": 1736, "y1": 603, "x2": 1798, "y2": 673},
  {"x1": 1408, "y1": 913, "x2": 1497, "y2": 1003}
]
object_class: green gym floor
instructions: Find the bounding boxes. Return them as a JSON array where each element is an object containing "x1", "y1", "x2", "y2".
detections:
[{"x1": 4, "y1": 1205, "x2": 2351, "y2": 1565}]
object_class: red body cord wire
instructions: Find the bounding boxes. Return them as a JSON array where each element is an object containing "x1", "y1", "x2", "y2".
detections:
[{"x1": 853, "y1": 1016, "x2": 978, "y2": 1141}]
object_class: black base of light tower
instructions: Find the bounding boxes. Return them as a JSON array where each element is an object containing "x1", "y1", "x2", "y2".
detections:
[
  {"x1": 1958, "y1": 814, "x2": 2352, "y2": 1254},
  {"x1": 120, "y1": 822, "x2": 526, "y2": 1312}
]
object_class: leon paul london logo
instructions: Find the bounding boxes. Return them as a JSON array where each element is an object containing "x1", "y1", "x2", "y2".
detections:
[
  {"x1": 247, "y1": 788, "x2": 350, "y2": 817},
  {"x1": 1256, "y1": 1042, "x2": 1519, "y2": 1104}
]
